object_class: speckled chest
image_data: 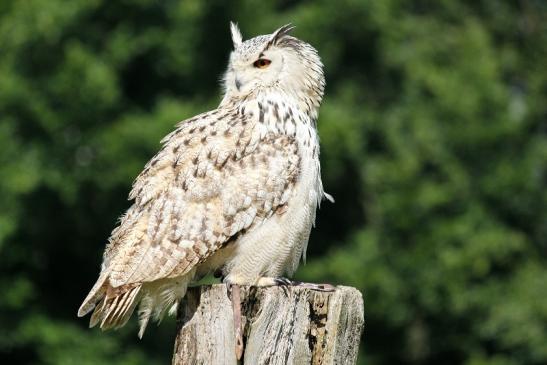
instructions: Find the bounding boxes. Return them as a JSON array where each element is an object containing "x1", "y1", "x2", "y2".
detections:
[
  {"x1": 240, "y1": 94, "x2": 320, "y2": 165},
  {"x1": 239, "y1": 93, "x2": 323, "y2": 224}
]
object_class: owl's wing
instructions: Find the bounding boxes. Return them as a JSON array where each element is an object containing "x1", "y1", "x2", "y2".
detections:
[{"x1": 102, "y1": 107, "x2": 299, "y2": 289}]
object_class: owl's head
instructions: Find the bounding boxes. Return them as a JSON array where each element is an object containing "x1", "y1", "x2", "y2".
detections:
[{"x1": 222, "y1": 23, "x2": 325, "y2": 110}]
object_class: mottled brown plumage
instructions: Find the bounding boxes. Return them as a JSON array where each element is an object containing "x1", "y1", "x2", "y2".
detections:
[{"x1": 79, "y1": 23, "x2": 329, "y2": 337}]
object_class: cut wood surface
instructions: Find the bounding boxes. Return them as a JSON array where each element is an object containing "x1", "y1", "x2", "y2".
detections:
[{"x1": 172, "y1": 284, "x2": 364, "y2": 365}]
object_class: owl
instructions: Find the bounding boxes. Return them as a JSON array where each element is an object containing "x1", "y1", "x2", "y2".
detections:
[{"x1": 78, "y1": 22, "x2": 332, "y2": 338}]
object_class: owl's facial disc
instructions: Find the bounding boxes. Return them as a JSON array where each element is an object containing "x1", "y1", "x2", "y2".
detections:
[{"x1": 221, "y1": 24, "x2": 324, "y2": 109}]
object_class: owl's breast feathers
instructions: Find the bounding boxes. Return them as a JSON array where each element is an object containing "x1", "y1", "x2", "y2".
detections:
[{"x1": 78, "y1": 104, "x2": 306, "y2": 330}]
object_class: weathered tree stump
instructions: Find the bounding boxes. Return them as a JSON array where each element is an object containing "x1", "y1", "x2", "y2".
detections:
[{"x1": 172, "y1": 284, "x2": 364, "y2": 365}]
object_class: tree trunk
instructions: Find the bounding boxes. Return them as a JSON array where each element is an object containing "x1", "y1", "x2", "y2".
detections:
[{"x1": 172, "y1": 284, "x2": 364, "y2": 365}]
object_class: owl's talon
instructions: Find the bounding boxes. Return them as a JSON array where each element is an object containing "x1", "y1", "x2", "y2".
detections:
[{"x1": 273, "y1": 277, "x2": 293, "y2": 286}]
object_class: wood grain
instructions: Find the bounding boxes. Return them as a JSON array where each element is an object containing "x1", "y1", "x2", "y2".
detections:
[{"x1": 172, "y1": 284, "x2": 364, "y2": 365}]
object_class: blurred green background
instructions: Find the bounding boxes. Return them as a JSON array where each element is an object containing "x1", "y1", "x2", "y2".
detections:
[{"x1": 1, "y1": 0, "x2": 546, "y2": 364}]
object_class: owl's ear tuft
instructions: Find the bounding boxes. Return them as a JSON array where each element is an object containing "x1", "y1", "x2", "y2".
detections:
[
  {"x1": 266, "y1": 24, "x2": 295, "y2": 49},
  {"x1": 230, "y1": 21, "x2": 243, "y2": 49}
]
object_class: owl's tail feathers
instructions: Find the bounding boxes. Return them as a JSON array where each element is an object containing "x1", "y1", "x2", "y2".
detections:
[
  {"x1": 78, "y1": 275, "x2": 142, "y2": 332},
  {"x1": 92, "y1": 285, "x2": 142, "y2": 331},
  {"x1": 78, "y1": 273, "x2": 109, "y2": 318}
]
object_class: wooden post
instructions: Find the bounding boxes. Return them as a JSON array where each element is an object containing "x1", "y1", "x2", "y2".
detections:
[{"x1": 172, "y1": 284, "x2": 364, "y2": 365}]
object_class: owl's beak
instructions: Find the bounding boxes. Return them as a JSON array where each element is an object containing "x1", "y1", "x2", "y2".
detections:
[{"x1": 235, "y1": 78, "x2": 242, "y2": 91}]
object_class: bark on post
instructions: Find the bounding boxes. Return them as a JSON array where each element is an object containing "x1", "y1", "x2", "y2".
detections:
[{"x1": 172, "y1": 284, "x2": 364, "y2": 365}]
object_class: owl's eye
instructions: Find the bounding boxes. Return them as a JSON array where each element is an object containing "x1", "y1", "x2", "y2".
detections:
[{"x1": 253, "y1": 59, "x2": 271, "y2": 69}]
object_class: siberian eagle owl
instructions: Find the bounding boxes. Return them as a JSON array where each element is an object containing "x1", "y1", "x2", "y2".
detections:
[{"x1": 78, "y1": 23, "x2": 331, "y2": 338}]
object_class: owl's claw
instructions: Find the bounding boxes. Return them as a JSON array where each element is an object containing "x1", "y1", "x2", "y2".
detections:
[
  {"x1": 273, "y1": 278, "x2": 291, "y2": 296},
  {"x1": 273, "y1": 277, "x2": 293, "y2": 286}
]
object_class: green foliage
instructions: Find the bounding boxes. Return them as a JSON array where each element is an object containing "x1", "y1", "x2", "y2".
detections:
[{"x1": 1, "y1": 1, "x2": 545, "y2": 364}]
